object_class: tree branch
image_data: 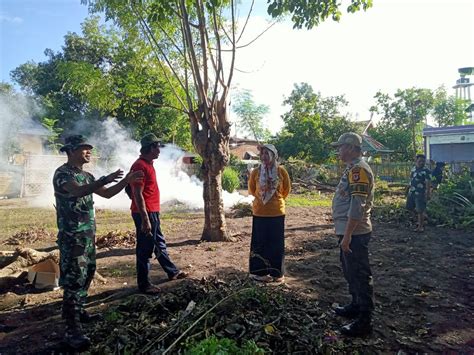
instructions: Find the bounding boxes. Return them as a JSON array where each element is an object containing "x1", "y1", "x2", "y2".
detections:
[
  {"x1": 236, "y1": 0, "x2": 254, "y2": 43},
  {"x1": 131, "y1": 3, "x2": 189, "y2": 112},
  {"x1": 225, "y1": 0, "x2": 236, "y2": 99}
]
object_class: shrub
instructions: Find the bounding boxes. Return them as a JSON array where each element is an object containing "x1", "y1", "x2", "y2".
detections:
[
  {"x1": 222, "y1": 167, "x2": 240, "y2": 193},
  {"x1": 427, "y1": 169, "x2": 474, "y2": 228}
]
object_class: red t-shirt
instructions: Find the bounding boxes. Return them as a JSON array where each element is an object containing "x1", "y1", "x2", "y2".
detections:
[{"x1": 130, "y1": 157, "x2": 160, "y2": 213}]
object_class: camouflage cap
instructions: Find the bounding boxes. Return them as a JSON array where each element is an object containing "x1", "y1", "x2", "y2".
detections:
[
  {"x1": 331, "y1": 132, "x2": 362, "y2": 148},
  {"x1": 140, "y1": 133, "x2": 165, "y2": 148},
  {"x1": 59, "y1": 135, "x2": 94, "y2": 152}
]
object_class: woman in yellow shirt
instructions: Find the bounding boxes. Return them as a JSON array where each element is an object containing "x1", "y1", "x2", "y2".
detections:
[{"x1": 248, "y1": 144, "x2": 291, "y2": 283}]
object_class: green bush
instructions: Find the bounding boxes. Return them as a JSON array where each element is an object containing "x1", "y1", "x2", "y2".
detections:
[
  {"x1": 427, "y1": 169, "x2": 474, "y2": 228},
  {"x1": 222, "y1": 167, "x2": 240, "y2": 193},
  {"x1": 186, "y1": 335, "x2": 264, "y2": 355}
]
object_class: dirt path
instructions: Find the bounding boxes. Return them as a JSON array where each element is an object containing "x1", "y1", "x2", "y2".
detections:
[{"x1": 1, "y1": 206, "x2": 473, "y2": 353}]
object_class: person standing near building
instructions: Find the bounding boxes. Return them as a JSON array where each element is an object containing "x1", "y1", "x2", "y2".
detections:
[
  {"x1": 431, "y1": 161, "x2": 445, "y2": 190},
  {"x1": 129, "y1": 133, "x2": 188, "y2": 295},
  {"x1": 331, "y1": 132, "x2": 375, "y2": 337},
  {"x1": 248, "y1": 144, "x2": 291, "y2": 283},
  {"x1": 406, "y1": 154, "x2": 431, "y2": 232},
  {"x1": 53, "y1": 135, "x2": 143, "y2": 350}
]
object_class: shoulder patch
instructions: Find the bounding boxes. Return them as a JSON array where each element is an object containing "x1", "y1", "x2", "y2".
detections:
[{"x1": 349, "y1": 167, "x2": 370, "y2": 196}]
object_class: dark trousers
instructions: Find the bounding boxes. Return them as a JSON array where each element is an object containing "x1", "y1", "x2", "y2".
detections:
[
  {"x1": 249, "y1": 215, "x2": 285, "y2": 278},
  {"x1": 339, "y1": 232, "x2": 375, "y2": 313},
  {"x1": 132, "y1": 212, "x2": 179, "y2": 289}
]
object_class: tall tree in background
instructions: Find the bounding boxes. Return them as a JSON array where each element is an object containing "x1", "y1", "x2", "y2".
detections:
[
  {"x1": 432, "y1": 86, "x2": 468, "y2": 127},
  {"x1": 232, "y1": 90, "x2": 270, "y2": 141},
  {"x1": 274, "y1": 82, "x2": 357, "y2": 163},
  {"x1": 370, "y1": 88, "x2": 433, "y2": 159},
  {"x1": 83, "y1": 0, "x2": 372, "y2": 241},
  {"x1": 11, "y1": 17, "x2": 190, "y2": 147}
]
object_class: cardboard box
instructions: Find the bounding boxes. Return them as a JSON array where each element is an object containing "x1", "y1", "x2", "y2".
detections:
[{"x1": 28, "y1": 259, "x2": 60, "y2": 289}]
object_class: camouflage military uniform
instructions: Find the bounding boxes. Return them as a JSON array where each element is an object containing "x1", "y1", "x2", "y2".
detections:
[
  {"x1": 332, "y1": 158, "x2": 375, "y2": 313},
  {"x1": 53, "y1": 163, "x2": 96, "y2": 323}
]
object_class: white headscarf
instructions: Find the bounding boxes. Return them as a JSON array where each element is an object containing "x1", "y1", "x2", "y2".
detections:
[{"x1": 258, "y1": 144, "x2": 279, "y2": 205}]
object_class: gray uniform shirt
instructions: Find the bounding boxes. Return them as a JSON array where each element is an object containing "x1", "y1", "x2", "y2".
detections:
[{"x1": 332, "y1": 158, "x2": 375, "y2": 235}]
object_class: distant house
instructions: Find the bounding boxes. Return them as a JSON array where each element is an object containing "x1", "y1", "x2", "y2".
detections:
[
  {"x1": 17, "y1": 123, "x2": 49, "y2": 155},
  {"x1": 354, "y1": 118, "x2": 393, "y2": 158},
  {"x1": 423, "y1": 125, "x2": 474, "y2": 163},
  {"x1": 11, "y1": 122, "x2": 50, "y2": 165},
  {"x1": 229, "y1": 137, "x2": 260, "y2": 160}
]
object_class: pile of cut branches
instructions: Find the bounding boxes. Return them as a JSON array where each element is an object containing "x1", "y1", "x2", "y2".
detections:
[
  {"x1": 3, "y1": 228, "x2": 55, "y2": 246},
  {"x1": 87, "y1": 277, "x2": 381, "y2": 354},
  {"x1": 228, "y1": 202, "x2": 253, "y2": 218},
  {"x1": 96, "y1": 230, "x2": 136, "y2": 249}
]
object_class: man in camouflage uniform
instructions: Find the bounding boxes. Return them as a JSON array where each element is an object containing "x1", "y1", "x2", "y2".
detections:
[
  {"x1": 53, "y1": 135, "x2": 143, "y2": 349},
  {"x1": 406, "y1": 154, "x2": 431, "y2": 232},
  {"x1": 331, "y1": 132, "x2": 375, "y2": 337}
]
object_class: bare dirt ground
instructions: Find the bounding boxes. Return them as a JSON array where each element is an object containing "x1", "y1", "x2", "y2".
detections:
[{"x1": 0, "y1": 205, "x2": 473, "y2": 353}]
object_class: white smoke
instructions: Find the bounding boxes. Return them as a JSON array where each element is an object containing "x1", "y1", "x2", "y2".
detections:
[
  {"x1": 0, "y1": 92, "x2": 42, "y2": 166},
  {"x1": 30, "y1": 118, "x2": 252, "y2": 210}
]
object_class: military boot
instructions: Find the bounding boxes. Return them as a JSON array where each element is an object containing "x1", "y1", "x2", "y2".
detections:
[
  {"x1": 80, "y1": 310, "x2": 103, "y2": 323},
  {"x1": 64, "y1": 319, "x2": 91, "y2": 350},
  {"x1": 334, "y1": 303, "x2": 360, "y2": 319},
  {"x1": 340, "y1": 312, "x2": 372, "y2": 337}
]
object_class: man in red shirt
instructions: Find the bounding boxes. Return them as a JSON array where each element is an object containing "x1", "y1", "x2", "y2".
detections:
[{"x1": 130, "y1": 133, "x2": 187, "y2": 294}]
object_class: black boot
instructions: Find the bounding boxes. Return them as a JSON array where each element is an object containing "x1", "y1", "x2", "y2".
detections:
[
  {"x1": 80, "y1": 310, "x2": 103, "y2": 323},
  {"x1": 64, "y1": 319, "x2": 91, "y2": 350},
  {"x1": 334, "y1": 303, "x2": 360, "y2": 319},
  {"x1": 340, "y1": 312, "x2": 372, "y2": 337}
]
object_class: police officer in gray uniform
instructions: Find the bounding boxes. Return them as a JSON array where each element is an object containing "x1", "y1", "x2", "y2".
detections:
[{"x1": 331, "y1": 132, "x2": 375, "y2": 336}]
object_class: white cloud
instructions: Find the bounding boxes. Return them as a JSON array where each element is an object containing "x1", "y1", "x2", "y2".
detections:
[{"x1": 0, "y1": 14, "x2": 24, "y2": 24}]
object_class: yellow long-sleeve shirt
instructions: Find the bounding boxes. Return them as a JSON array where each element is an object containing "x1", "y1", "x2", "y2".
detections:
[{"x1": 248, "y1": 165, "x2": 291, "y2": 217}]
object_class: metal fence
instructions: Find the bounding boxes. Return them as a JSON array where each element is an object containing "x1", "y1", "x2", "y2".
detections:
[
  {"x1": 324, "y1": 161, "x2": 474, "y2": 183},
  {"x1": 23, "y1": 155, "x2": 99, "y2": 197}
]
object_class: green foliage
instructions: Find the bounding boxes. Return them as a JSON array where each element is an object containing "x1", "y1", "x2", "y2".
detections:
[
  {"x1": 41, "y1": 117, "x2": 63, "y2": 153},
  {"x1": 368, "y1": 86, "x2": 466, "y2": 161},
  {"x1": 232, "y1": 90, "x2": 270, "y2": 141},
  {"x1": 266, "y1": 0, "x2": 372, "y2": 29},
  {"x1": 186, "y1": 335, "x2": 264, "y2": 354},
  {"x1": 11, "y1": 16, "x2": 190, "y2": 147},
  {"x1": 222, "y1": 167, "x2": 240, "y2": 193},
  {"x1": 427, "y1": 169, "x2": 474, "y2": 228},
  {"x1": 432, "y1": 86, "x2": 469, "y2": 127},
  {"x1": 273, "y1": 83, "x2": 357, "y2": 163}
]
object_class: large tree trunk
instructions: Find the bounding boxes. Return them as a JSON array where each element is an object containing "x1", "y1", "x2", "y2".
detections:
[
  {"x1": 201, "y1": 165, "x2": 229, "y2": 241},
  {"x1": 189, "y1": 101, "x2": 231, "y2": 242}
]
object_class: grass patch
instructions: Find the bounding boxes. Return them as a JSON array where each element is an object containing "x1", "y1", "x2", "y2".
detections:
[
  {"x1": 286, "y1": 192, "x2": 332, "y2": 207},
  {"x1": 0, "y1": 203, "x2": 195, "y2": 243},
  {"x1": 0, "y1": 207, "x2": 135, "y2": 241}
]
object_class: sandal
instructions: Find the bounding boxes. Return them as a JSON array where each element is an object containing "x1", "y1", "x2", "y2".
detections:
[
  {"x1": 169, "y1": 271, "x2": 189, "y2": 281},
  {"x1": 249, "y1": 274, "x2": 273, "y2": 283},
  {"x1": 271, "y1": 276, "x2": 285, "y2": 284}
]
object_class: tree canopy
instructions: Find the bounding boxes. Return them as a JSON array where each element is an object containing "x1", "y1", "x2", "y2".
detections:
[
  {"x1": 273, "y1": 82, "x2": 358, "y2": 163},
  {"x1": 231, "y1": 90, "x2": 270, "y2": 141},
  {"x1": 369, "y1": 86, "x2": 467, "y2": 160},
  {"x1": 11, "y1": 17, "x2": 190, "y2": 148}
]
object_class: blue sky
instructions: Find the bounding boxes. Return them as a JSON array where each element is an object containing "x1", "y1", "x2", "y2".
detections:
[{"x1": 1, "y1": 0, "x2": 90, "y2": 82}]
